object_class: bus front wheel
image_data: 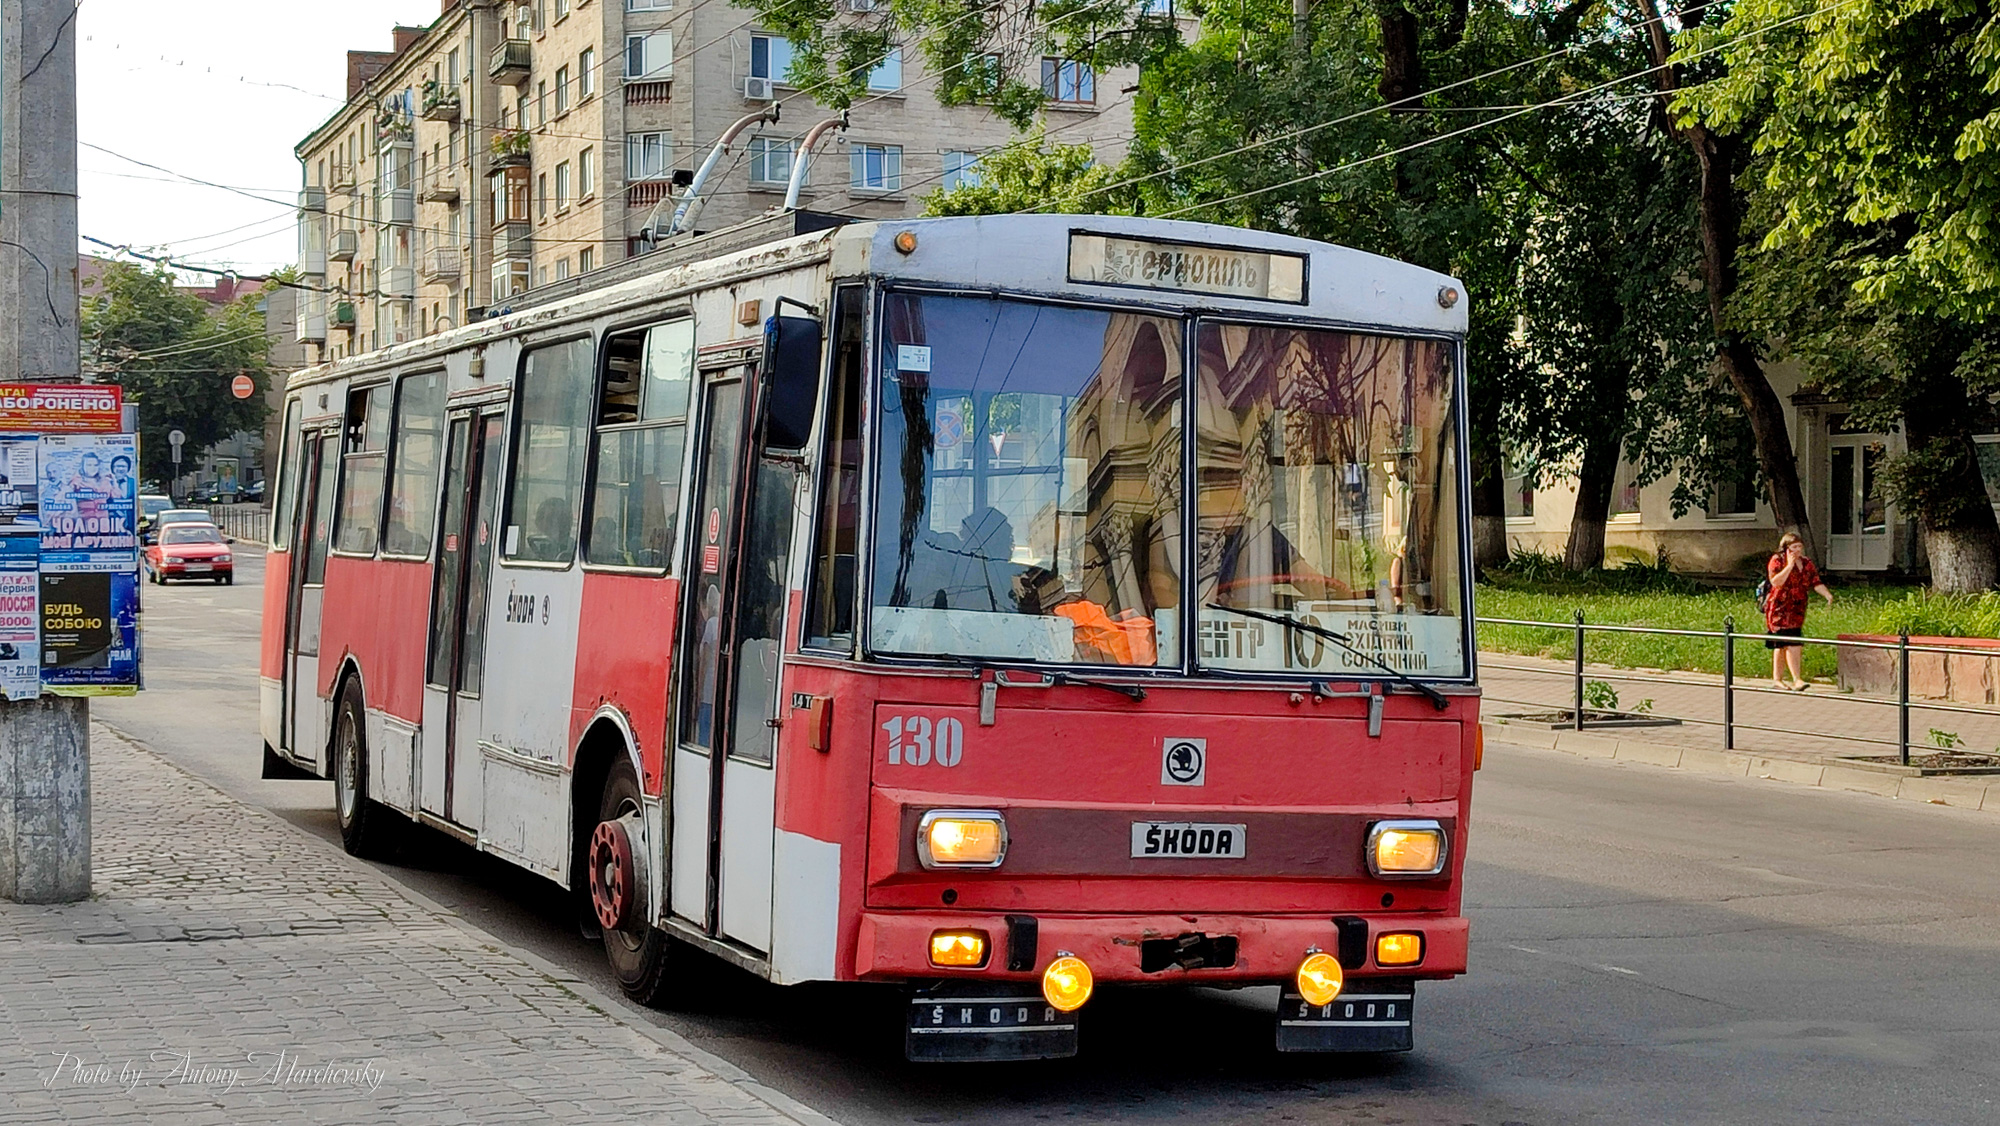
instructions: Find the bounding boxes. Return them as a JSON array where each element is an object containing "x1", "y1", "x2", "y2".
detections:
[
  {"x1": 595, "y1": 758, "x2": 675, "y2": 1006},
  {"x1": 331, "y1": 679, "x2": 397, "y2": 858}
]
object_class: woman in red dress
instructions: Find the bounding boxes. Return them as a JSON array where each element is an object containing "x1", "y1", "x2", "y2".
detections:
[{"x1": 1766, "y1": 532, "x2": 1834, "y2": 691}]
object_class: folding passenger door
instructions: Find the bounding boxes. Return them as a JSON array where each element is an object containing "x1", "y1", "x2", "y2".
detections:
[
  {"x1": 669, "y1": 355, "x2": 805, "y2": 952},
  {"x1": 420, "y1": 408, "x2": 506, "y2": 827},
  {"x1": 284, "y1": 432, "x2": 339, "y2": 768}
]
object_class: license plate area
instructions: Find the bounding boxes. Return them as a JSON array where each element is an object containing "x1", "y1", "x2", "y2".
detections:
[
  {"x1": 1130, "y1": 821, "x2": 1247, "y2": 859},
  {"x1": 1276, "y1": 978, "x2": 1416, "y2": 1053},
  {"x1": 906, "y1": 982, "x2": 1079, "y2": 1063},
  {"x1": 1139, "y1": 931, "x2": 1239, "y2": 973},
  {"x1": 185, "y1": 563, "x2": 212, "y2": 572}
]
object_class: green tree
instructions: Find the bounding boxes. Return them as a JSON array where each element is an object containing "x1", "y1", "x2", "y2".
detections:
[
  {"x1": 1678, "y1": 0, "x2": 2000, "y2": 590},
  {"x1": 924, "y1": 131, "x2": 1131, "y2": 215},
  {"x1": 80, "y1": 264, "x2": 271, "y2": 490}
]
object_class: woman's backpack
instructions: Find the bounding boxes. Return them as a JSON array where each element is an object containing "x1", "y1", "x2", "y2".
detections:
[{"x1": 1754, "y1": 578, "x2": 1771, "y2": 612}]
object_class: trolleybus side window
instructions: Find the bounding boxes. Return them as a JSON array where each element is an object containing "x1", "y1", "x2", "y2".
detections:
[
  {"x1": 271, "y1": 398, "x2": 303, "y2": 548},
  {"x1": 1192, "y1": 323, "x2": 1467, "y2": 678},
  {"x1": 305, "y1": 436, "x2": 339, "y2": 584},
  {"x1": 870, "y1": 293, "x2": 1183, "y2": 667},
  {"x1": 383, "y1": 370, "x2": 447, "y2": 558},
  {"x1": 334, "y1": 383, "x2": 392, "y2": 555},
  {"x1": 584, "y1": 320, "x2": 694, "y2": 570},
  {"x1": 503, "y1": 338, "x2": 594, "y2": 564},
  {"x1": 804, "y1": 286, "x2": 864, "y2": 651}
]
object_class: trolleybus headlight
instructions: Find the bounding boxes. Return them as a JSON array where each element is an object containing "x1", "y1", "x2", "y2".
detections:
[
  {"x1": 1367, "y1": 819, "x2": 1447, "y2": 878},
  {"x1": 1296, "y1": 950, "x2": 1344, "y2": 1006},
  {"x1": 929, "y1": 930, "x2": 989, "y2": 968},
  {"x1": 1374, "y1": 932, "x2": 1425, "y2": 967},
  {"x1": 1042, "y1": 954, "x2": 1093, "y2": 1012},
  {"x1": 917, "y1": 809, "x2": 1008, "y2": 869}
]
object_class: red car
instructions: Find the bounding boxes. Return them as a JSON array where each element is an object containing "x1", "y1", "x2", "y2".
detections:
[{"x1": 145, "y1": 523, "x2": 234, "y2": 585}]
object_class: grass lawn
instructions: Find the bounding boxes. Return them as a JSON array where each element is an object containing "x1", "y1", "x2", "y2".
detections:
[{"x1": 1474, "y1": 582, "x2": 1923, "y2": 681}]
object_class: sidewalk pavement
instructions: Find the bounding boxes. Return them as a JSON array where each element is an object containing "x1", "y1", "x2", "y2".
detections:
[
  {"x1": 0, "y1": 725, "x2": 831, "y2": 1126},
  {"x1": 1479, "y1": 650, "x2": 2000, "y2": 765}
]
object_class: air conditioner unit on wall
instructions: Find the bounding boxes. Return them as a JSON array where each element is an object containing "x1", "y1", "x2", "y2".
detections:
[{"x1": 744, "y1": 75, "x2": 774, "y2": 101}]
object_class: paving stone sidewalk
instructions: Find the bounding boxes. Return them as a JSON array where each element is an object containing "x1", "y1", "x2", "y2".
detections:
[
  {"x1": 0, "y1": 725, "x2": 825, "y2": 1126},
  {"x1": 1479, "y1": 651, "x2": 2000, "y2": 766}
]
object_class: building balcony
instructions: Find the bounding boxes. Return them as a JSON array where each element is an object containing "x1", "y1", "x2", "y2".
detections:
[
  {"x1": 493, "y1": 220, "x2": 532, "y2": 260},
  {"x1": 628, "y1": 179, "x2": 672, "y2": 210},
  {"x1": 420, "y1": 173, "x2": 460, "y2": 205},
  {"x1": 421, "y1": 248, "x2": 463, "y2": 284},
  {"x1": 489, "y1": 39, "x2": 531, "y2": 86},
  {"x1": 296, "y1": 294, "x2": 327, "y2": 343},
  {"x1": 332, "y1": 301, "x2": 357, "y2": 331},
  {"x1": 625, "y1": 80, "x2": 671, "y2": 106},
  {"x1": 384, "y1": 188, "x2": 415, "y2": 226},
  {"x1": 298, "y1": 186, "x2": 326, "y2": 212},
  {"x1": 421, "y1": 83, "x2": 461, "y2": 122},
  {"x1": 330, "y1": 162, "x2": 357, "y2": 192},
  {"x1": 382, "y1": 264, "x2": 416, "y2": 298},
  {"x1": 328, "y1": 229, "x2": 359, "y2": 263}
]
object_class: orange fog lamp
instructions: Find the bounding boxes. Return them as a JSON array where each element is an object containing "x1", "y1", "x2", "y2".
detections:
[
  {"x1": 929, "y1": 930, "x2": 988, "y2": 968},
  {"x1": 1375, "y1": 932, "x2": 1425, "y2": 967},
  {"x1": 1042, "y1": 954, "x2": 1093, "y2": 1012},
  {"x1": 1296, "y1": 951, "x2": 1345, "y2": 1006}
]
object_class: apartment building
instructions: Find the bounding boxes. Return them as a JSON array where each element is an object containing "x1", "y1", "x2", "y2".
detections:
[{"x1": 293, "y1": 0, "x2": 1135, "y2": 363}]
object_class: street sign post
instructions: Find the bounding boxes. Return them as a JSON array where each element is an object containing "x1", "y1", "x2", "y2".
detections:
[{"x1": 168, "y1": 427, "x2": 184, "y2": 502}]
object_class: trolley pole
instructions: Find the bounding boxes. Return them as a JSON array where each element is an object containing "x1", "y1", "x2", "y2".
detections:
[{"x1": 0, "y1": 0, "x2": 90, "y2": 904}]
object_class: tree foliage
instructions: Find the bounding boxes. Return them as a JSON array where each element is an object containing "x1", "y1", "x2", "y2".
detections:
[{"x1": 80, "y1": 264, "x2": 271, "y2": 486}]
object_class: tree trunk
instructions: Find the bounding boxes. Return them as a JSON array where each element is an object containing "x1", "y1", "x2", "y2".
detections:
[
  {"x1": 1472, "y1": 462, "x2": 1508, "y2": 573},
  {"x1": 1923, "y1": 523, "x2": 2000, "y2": 593},
  {"x1": 1565, "y1": 436, "x2": 1620, "y2": 570},
  {"x1": 1901, "y1": 413, "x2": 2000, "y2": 592},
  {"x1": 1376, "y1": 3, "x2": 1423, "y2": 105},
  {"x1": 1636, "y1": 1, "x2": 1813, "y2": 542}
]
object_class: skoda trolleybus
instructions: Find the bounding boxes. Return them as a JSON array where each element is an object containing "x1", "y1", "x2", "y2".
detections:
[{"x1": 259, "y1": 212, "x2": 1479, "y2": 1062}]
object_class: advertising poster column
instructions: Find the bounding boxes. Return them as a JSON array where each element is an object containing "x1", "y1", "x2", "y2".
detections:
[
  {"x1": 37, "y1": 433, "x2": 141, "y2": 692},
  {"x1": 0, "y1": 436, "x2": 40, "y2": 700}
]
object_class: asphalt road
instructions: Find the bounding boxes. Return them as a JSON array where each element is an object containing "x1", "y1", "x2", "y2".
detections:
[{"x1": 97, "y1": 552, "x2": 2000, "y2": 1125}]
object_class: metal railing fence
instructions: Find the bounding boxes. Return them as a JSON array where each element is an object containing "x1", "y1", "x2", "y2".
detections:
[
  {"x1": 1477, "y1": 614, "x2": 2000, "y2": 766},
  {"x1": 200, "y1": 504, "x2": 268, "y2": 545}
]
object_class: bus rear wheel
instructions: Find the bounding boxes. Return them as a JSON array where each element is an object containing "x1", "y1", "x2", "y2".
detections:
[
  {"x1": 594, "y1": 758, "x2": 674, "y2": 1006},
  {"x1": 331, "y1": 679, "x2": 397, "y2": 859}
]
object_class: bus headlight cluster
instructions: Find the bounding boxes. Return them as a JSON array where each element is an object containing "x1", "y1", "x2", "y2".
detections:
[
  {"x1": 917, "y1": 809, "x2": 1008, "y2": 869},
  {"x1": 1367, "y1": 820, "x2": 1447, "y2": 878}
]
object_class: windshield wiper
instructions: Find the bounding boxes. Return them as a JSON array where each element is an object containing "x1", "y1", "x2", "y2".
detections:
[
  {"x1": 902, "y1": 653, "x2": 1146, "y2": 702},
  {"x1": 1204, "y1": 604, "x2": 1449, "y2": 711}
]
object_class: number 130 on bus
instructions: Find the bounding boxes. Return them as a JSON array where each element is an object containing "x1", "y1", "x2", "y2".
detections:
[{"x1": 260, "y1": 212, "x2": 1481, "y2": 1062}]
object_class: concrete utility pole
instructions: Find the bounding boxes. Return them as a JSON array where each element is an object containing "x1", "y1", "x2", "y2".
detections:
[{"x1": 1, "y1": 0, "x2": 90, "y2": 904}]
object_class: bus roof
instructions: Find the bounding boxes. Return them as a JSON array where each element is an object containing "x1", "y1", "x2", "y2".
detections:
[{"x1": 283, "y1": 212, "x2": 1467, "y2": 393}]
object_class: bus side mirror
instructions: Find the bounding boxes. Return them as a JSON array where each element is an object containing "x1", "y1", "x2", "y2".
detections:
[{"x1": 762, "y1": 310, "x2": 822, "y2": 453}]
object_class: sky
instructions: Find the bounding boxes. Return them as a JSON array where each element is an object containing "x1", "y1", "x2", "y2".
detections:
[{"x1": 77, "y1": 1, "x2": 433, "y2": 277}]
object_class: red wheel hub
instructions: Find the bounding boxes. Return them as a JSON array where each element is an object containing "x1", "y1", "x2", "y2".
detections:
[{"x1": 589, "y1": 818, "x2": 637, "y2": 931}]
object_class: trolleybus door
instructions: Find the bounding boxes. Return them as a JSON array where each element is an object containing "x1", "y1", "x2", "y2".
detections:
[
  {"x1": 421, "y1": 409, "x2": 505, "y2": 825},
  {"x1": 670, "y1": 367, "x2": 801, "y2": 950},
  {"x1": 285, "y1": 432, "x2": 338, "y2": 767}
]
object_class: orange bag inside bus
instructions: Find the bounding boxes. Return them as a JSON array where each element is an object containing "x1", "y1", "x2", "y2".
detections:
[{"x1": 1052, "y1": 600, "x2": 1156, "y2": 666}]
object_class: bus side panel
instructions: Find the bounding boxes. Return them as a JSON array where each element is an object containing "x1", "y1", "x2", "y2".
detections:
[
  {"x1": 318, "y1": 556, "x2": 433, "y2": 722},
  {"x1": 770, "y1": 663, "x2": 883, "y2": 984},
  {"x1": 571, "y1": 572, "x2": 680, "y2": 793},
  {"x1": 259, "y1": 549, "x2": 289, "y2": 681}
]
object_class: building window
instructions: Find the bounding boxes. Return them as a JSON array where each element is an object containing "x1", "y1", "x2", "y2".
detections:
[
  {"x1": 555, "y1": 66, "x2": 570, "y2": 115},
  {"x1": 626, "y1": 131, "x2": 672, "y2": 180},
  {"x1": 579, "y1": 247, "x2": 595, "y2": 272},
  {"x1": 626, "y1": 31, "x2": 673, "y2": 79},
  {"x1": 447, "y1": 48, "x2": 460, "y2": 85},
  {"x1": 749, "y1": 34, "x2": 793, "y2": 82},
  {"x1": 579, "y1": 148, "x2": 595, "y2": 197},
  {"x1": 1041, "y1": 58, "x2": 1095, "y2": 103},
  {"x1": 941, "y1": 150, "x2": 983, "y2": 191},
  {"x1": 628, "y1": 0, "x2": 673, "y2": 8},
  {"x1": 505, "y1": 340, "x2": 594, "y2": 564},
  {"x1": 1503, "y1": 458, "x2": 1535, "y2": 519},
  {"x1": 556, "y1": 257, "x2": 571, "y2": 281},
  {"x1": 536, "y1": 80, "x2": 549, "y2": 126},
  {"x1": 749, "y1": 137, "x2": 795, "y2": 186},
  {"x1": 850, "y1": 143, "x2": 901, "y2": 192},
  {"x1": 384, "y1": 371, "x2": 445, "y2": 557},
  {"x1": 555, "y1": 161, "x2": 572, "y2": 211},
  {"x1": 867, "y1": 47, "x2": 902, "y2": 92},
  {"x1": 586, "y1": 320, "x2": 693, "y2": 569},
  {"x1": 1974, "y1": 435, "x2": 2000, "y2": 510},
  {"x1": 335, "y1": 383, "x2": 392, "y2": 555},
  {"x1": 1610, "y1": 457, "x2": 1640, "y2": 519},
  {"x1": 579, "y1": 49, "x2": 596, "y2": 98},
  {"x1": 494, "y1": 259, "x2": 530, "y2": 298},
  {"x1": 556, "y1": 0, "x2": 570, "y2": 19},
  {"x1": 538, "y1": 266, "x2": 549, "y2": 286},
  {"x1": 492, "y1": 166, "x2": 530, "y2": 223}
]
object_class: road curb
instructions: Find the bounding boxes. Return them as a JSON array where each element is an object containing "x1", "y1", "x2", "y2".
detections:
[
  {"x1": 90, "y1": 721, "x2": 844, "y2": 1126},
  {"x1": 1485, "y1": 721, "x2": 2000, "y2": 814}
]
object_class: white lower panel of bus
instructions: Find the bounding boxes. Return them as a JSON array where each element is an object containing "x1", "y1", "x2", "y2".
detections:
[
  {"x1": 670, "y1": 747, "x2": 710, "y2": 922},
  {"x1": 718, "y1": 758, "x2": 775, "y2": 953},
  {"x1": 375, "y1": 715, "x2": 418, "y2": 811},
  {"x1": 478, "y1": 743, "x2": 564, "y2": 881},
  {"x1": 290, "y1": 655, "x2": 326, "y2": 772},
  {"x1": 769, "y1": 830, "x2": 839, "y2": 984}
]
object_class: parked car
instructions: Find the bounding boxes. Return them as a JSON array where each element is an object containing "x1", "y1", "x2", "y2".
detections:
[
  {"x1": 144, "y1": 523, "x2": 233, "y2": 585},
  {"x1": 138, "y1": 494, "x2": 174, "y2": 533}
]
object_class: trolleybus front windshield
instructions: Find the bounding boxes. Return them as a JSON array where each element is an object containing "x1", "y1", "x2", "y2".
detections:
[{"x1": 868, "y1": 292, "x2": 1465, "y2": 677}]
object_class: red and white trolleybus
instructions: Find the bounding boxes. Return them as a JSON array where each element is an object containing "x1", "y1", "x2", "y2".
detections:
[{"x1": 260, "y1": 212, "x2": 1479, "y2": 1061}]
